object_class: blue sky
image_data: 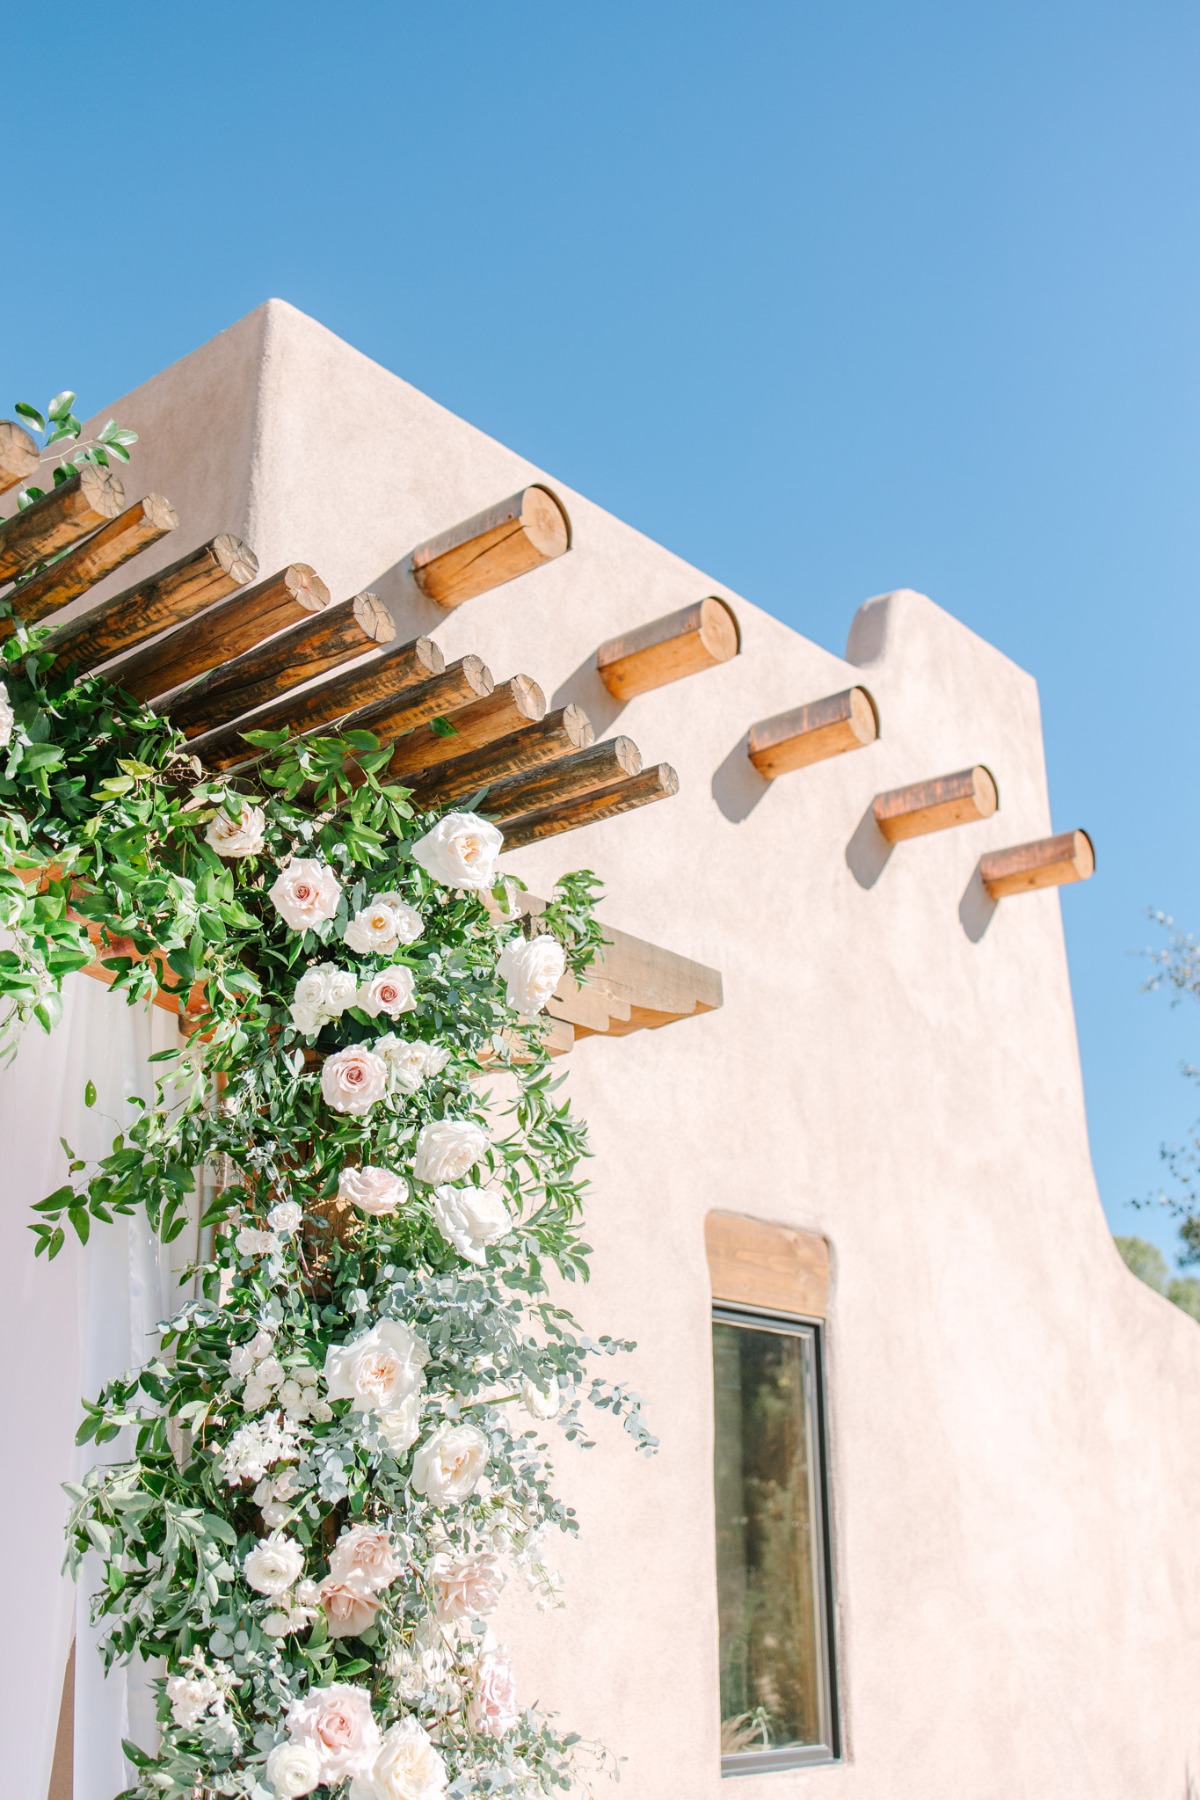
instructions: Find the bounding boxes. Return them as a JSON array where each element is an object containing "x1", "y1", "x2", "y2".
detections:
[{"x1": 6, "y1": 2, "x2": 1200, "y2": 1261}]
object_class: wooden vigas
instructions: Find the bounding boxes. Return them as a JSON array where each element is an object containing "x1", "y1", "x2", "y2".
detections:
[
  {"x1": 1, "y1": 494, "x2": 179, "y2": 639},
  {"x1": 386, "y1": 677, "x2": 546, "y2": 780},
  {"x1": 500, "y1": 763, "x2": 679, "y2": 849},
  {"x1": 748, "y1": 685, "x2": 879, "y2": 779},
  {"x1": 0, "y1": 420, "x2": 39, "y2": 496},
  {"x1": 406, "y1": 705, "x2": 594, "y2": 808},
  {"x1": 980, "y1": 829, "x2": 1095, "y2": 899},
  {"x1": 705, "y1": 1212, "x2": 830, "y2": 1318},
  {"x1": 481, "y1": 737, "x2": 642, "y2": 822},
  {"x1": 411, "y1": 486, "x2": 571, "y2": 609},
  {"x1": 873, "y1": 765, "x2": 998, "y2": 843},
  {"x1": 47, "y1": 534, "x2": 259, "y2": 674},
  {"x1": 0, "y1": 465, "x2": 125, "y2": 583},
  {"x1": 596, "y1": 597, "x2": 741, "y2": 701}
]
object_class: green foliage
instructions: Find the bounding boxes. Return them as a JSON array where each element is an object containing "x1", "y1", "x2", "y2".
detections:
[
  {"x1": 8, "y1": 388, "x2": 138, "y2": 511},
  {"x1": 1114, "y1": 1235, "x2": 1169, "y2": 1293}
]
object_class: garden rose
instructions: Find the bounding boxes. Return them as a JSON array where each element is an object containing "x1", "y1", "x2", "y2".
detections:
[
  {"x1": 268, "y1": 1200, "x2": 303, "y2": 1235},
  {"x1": 323, "y1": 1318, "x2": 429, "y2": 1413},
  {"x1": 330, "y1": 1524, "x2": 404, "y2": 1592},
  {"x1": 291, "y1": 962, "x2": 357, "y2": 1034},
  {"x1": 286, "y1": 1682, "x2": 381, "y2": 1782},
  {"x1": 339, "y1": 1164, "x2": 409, "y2": 1216},
  {"x1": 358, "y1": 967, "x2": 416, "y2": 1019},
  {"x1": 521, "y1": 1374, "x2": 561, "y2": 1420},
  {"x1": 378, "y1": 1392, "x2": 422, "y2": 1457},
  {"x1": 412, "y1": 1119, "x2": 488, "y2": 1185},
  {"x1": 318, "y1": 1572, "x2": 383, "y2": 1639},
  {"x1": 377, "y1": 1035, "x2": 450, "y2": 1094},
  {"x1": 349, "y1": 1717, "x2": 448, "y2": 1800},
  {"x1": 205, "y1": 797, "x2": 266, "y2": 859},
  {"x1": 410, "y1": 1421, "x2": 490, "y2": 1504},
  {"x1": 432, "y1": 1184, "x2": 510, "y2": 1265},
  {"x1": 321, "y1": 1046, "x2": 389, "y2": 1115},
  {"x1": 344, "y1": 894, "x2": 423, "y2": 954},
  {"x1": 431, "y1": 1551, "x2": 504, "y2": 1621},
  {"x1": 0, "y1": 682, "x2": 12, "y2": 751},
  {"x1": 266, "y1": 1740, "x2": 322, "y2": 1797},
  {"x1": 469, "y1": 1650, "x2": 519, "y2": 1739},
  {"x1": 244, "y1": 1530, "x2": 304, "y2": 1597},
  {"x1": 270, "y1": 858, "x2": 343, "y2": 932},
  {"x1": 496, "y1": 934, "x2": 566, "y2": 1015},
  {"x1": 411, "y1": 812, "x2": 503, "y2": 891}
]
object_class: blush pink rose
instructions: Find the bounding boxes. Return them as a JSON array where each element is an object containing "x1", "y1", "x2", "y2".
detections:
[
  {"x1": 431, "y1": 1551, "x2": 504, "y2": 1621},
  {"x1": 317, "y1": 1573, "x2": 382, "y2": 1639},
  {"x1": 285, "y1": 1682, "x2": 380, "y2": 1781},
  {"x1": 338, "y1": 1164, "x2": 408, "y2": 1216},
  {"x1": 469, "y1": 1650, "x2": 519, "y2": 1738},
  {"x1": 330, "y1": 1524, "x2": 404, "y2": 1593},
  {"x1": 269, "y1": 858, "x2": 342, "y2": 932},
  {"x1": 321, "y1": 1046, "x2": 388, "y2": 1116}
]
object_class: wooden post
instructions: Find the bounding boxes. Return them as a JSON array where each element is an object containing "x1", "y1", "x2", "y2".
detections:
[
  {"x1": 386, "y1": 676, "x2": 546, "y2": 780},
  {"x1": 980, "y1": 830, "x2": 1094, "y2": 898},
  {"x1": 0, "y1": 421, "x2": 40, "y2": 497},
  {"x1": 0, "y1": 495, "x2": 178, "y2": 639},
  {"x1": 481, "y1": 737, "x2": 642, "y2": 821},
  {"x1": 167, "y1": 593, "x2": 394, "y2": 738},
  {"x1": 47, "y1": 535, "x2": 259, "y2": 674},
  {"x1": 0, "y1": 465, "x2": 125, "y2": 583},
  {"x1": 748, "y1": 686, "x2": 879, "y2": 778},
  {"x1": 500, "y1": 763, "x2": 679, "y2": 849},
  {"x1": 411, "y1": 486, "x2": 571, "y2": 609},
  {"x1": 596, "y1": 597, "x2": 740, "y2": 700},
  {"x1": 108, "y1": 564, "x2": 332, "y2": 701},
  {"x1": 407, "y1": 706, "x2": 594, "y2": 808},
  {"x1": 873, "y1": 765, "x2": 998, "y2": 843}
]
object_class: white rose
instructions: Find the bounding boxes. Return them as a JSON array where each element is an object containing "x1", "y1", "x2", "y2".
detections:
[
  {"x1": 323, "y1": 1318, "x2": 429, "y2": 1413},
  {"x1": 412, "y1": 1119, "x2": 489, "y2": 1185},
  {"x1": 291, "y1": 962, "x2": 357, "y2": 1033},
  {"x1": 521, "y1": 1374, "x2": 561, "y2": 1420},
  {"x1": 376, "y1": 1035, "x2": 448, "y2": 1095},
  {"x1": 0, "y1": 682, "x2": 13, "y2": 751},
  {"x1": 330, "y1": 1524, "x2": 404, "y2": 1592},
  {"x1": 495, "y1": 934, "x2": 566, "y2": 1015},
  {"x1": 266, "y1": 1741, "x2": 322, "y2": 1796},
  {"x1": 409, "y1": 1421, "x2": 490, "y2": 1505},
  {"x1": 205, "y1": 797, "x2": 266, "y2": 859},
  {"x1": 318, "y1": 1571, "x2": 383, "y2": 1639},
  {"x1": 321, "y1": 1046, "x2": 389, "y2": 1115},
  {"x1": 286, "y1": 1682, "x2": 381, "y2": 1782},
  {"x1": 411, "y1": 812, "x2": 503, "y2": 891},
  {"x1": 430, "y1": 1551, "x2": 504, "y2": 1621},
  {"x1": 268, "y1": 1200, "x2": 303, "y2": 1235},
  {"x1": 244, "y1": 1530, "x2": 304, "y2": 1596},
  {"x1": 378, "y1": 1392, "x2": 422, "y2": 1457},
  {"x1": 235, "y1": 1226, "x2": 279, "y2": 1258},
  {"x1": 349, "y1": 1717, "x2": 448, "y2": 1800},
  {"x1": 339, "y1": 1165, "x2": 408, "y2": 1216},
  {"x1": 270, "y1": 858, "x2": 343, "y2": 933},
  {"x1": 432, "y1": 1185, "x2": 510, "y2": 1265},
  {"x1": 357, "y1": 967, "x2": 416, "y2": 1020},
  {"x1": 344, "y1": 895, "x2": 423, "y2": 955}
]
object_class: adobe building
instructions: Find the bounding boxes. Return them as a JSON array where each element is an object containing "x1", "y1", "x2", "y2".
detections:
[{"x1": 9, "y1": 300, "x2": 1200, "y2": 1800}]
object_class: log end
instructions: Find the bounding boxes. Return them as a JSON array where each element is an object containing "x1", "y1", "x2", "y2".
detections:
[
  {"x1": 79, "y1": 462, "x2": 127, "y2": 521},
  {"x1": 143, "y1": 493, "x2": 181, "y2": 535},
  {"x1": 0, "y1": 420, "x2": 40, "y2": 489},
  {"x1": 213, "y1": 534, "x2": 260, "y2": 586},
  {"x1": 697, "y1": 595, "x2": 741, "y2": 664},
  {"x1": 353, "y1": 590, "x2": 397, "y2": 644},
  {"x1": 521, "y1": 485, "x2": 572, "y2": 558},
  {"x1": 562, "y1": 702, "x2": 595, "y2": 750},
  {"x1": 287, "y1": 563, "x2": 333, "y2": 614}
]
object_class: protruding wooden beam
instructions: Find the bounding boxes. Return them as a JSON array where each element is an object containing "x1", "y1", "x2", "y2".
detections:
[
  {"x1": 47, "y1": 534, "x2": 259, "y2": 675},
  {"x1": 167, "y1": 593, "x2": 395, "y2": 738},
  {"x1": 0, "y1": 465, "x2": 125, "y2": 584},
  {"x1": 749, "y1": 686, "x2": 879, "y2": 779},
  {"x1": 386, "y1": 676, "x2": 546, "y2": 780},
  {"x1": 411, "y1": 486, "x2": 571, "y2": 609},
  {"x1": 0, "y1": 494, "x2": 178, "y2": 640},
  {"x1": 980, "y1": 830, "x2": 1094, "y2": 899},
  {"x1": 873, "y1": 765, "x2": 998, "y2": 843},
  {"x1": 0, "y1": 421, "x2": 40, "y2": 497},
  {"x1": 407, "y1": 705, "x2": 594, "y2": 808},
  {"x1": 107, "y1": 564, "x2": 332, "y2": 701},
  {"x1": 596, "y1": 597, "x2": 740, "y2": 701},
  {"x1": 482, "y1": 737, "x2": 642, "y2": 821},
  {"x1": 500, "y1": 763, "x2": 679, "y2": 849}
]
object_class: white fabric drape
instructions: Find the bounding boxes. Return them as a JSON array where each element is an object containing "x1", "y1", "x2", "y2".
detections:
[{"x1": 0, "y1": 975, "x2": 183, "y2": 1800}]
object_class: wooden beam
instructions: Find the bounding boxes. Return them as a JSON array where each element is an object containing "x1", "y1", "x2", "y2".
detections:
[
  {"x1": 407, "y1": 705, "x2": 594, "y2": 808},
  {"x1": 167, "y1": 593, "x2": 395, "y2": 738},
  {"x1": 873, "y1": 765, "x2": 998, "y2": 843},
  {"x1": 481, "y1": 736, "x2": 642, "y2": 821},
  {"x1": 46, "y1": 534, "x2": 259, "y2": 675},
  {"x1": 107, "y1": 563, "x2": 332, "y2": 700},
  {"x1": 386, "y1": 676, "x2": 545, "y2": 780},
  {"x1": 748, "y1": 685, "x2": 879, "y2": 779},
  {"x1": 0, "y1": 465, "x2": 125, "y2": 584},
  {"x1": 705, "y1": 1212, "x2": 829, "y2": 1318},
  {"x1": 596, "y1": 597, "x2": 740, "y2": 701},
  {"x1": 500, "y1": 763, "x2": 679, "y2": 849},
  {"x1": 411, "y1": 485, "x2": 571, "y2": 609},
  {"x1": 0, "y1": 421, "x2": 40, "y2": 497},
  {"x1": 223, "y1": 632, "x2": 446, "y2": 739},
  {"x1": 980, "y1": 829, "x2": 1094, "y2": 899},
  {"x1": 0, "y1": 494, "x2": 178, "y2": 640}
]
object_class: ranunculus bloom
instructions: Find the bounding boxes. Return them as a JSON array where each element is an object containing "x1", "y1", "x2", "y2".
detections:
[
  {"x1": 244, "y1": 1530, "x2": 304, "y2": 1597},
  {"x1": 431, "y1": 1551, "x2": 504, "y2": 1621},
  {"x1": 317, "y1": 1572, "x2": 383, "y2": 1639},
  {"x1": 344, "y1": 895, "x2": 423, "y2": 954},
  {"x1": 412, "y1": 1119, "x2": 488, "y2": 1185},
  {"x1": 0, "y1": 682, "x2": 13, "y2": 751},
  {"x1": 358, "y1": 968, "x2": 416, "y2": 1020},
  {"x1": 321, "y1": 1046, "x2": 389, "y2": 1115},
  {"x1": 291, "y1": 962, "x2": 358, "y2": 1034},
  {"x1": 286, "y1": 1682, "x2": 381, "y2": 1782},
  {"x1": 495, "y1": 933, "x2": 566, "y2": 1015},
  {"x1": 266, "y1": 1740, "x2": 322, "y2": 1797},
  {"x1": 339, "y1": 1164, "x2": 408, "y2": 1216},
  {"x1": 521, "y1": 1373, "x2": 561, "y2": 1420},
  {"x1": 469, "y1": 1650, "x2": 520, "y2": 1739},
  {"x1": 330, "y1": 1524, "x2": 404, "y2": 1592},
  {"x1": 431, "y1": 1184, "x2": 510, "y2": 1265},
  {"x1": 378, "y1": 1392, "x2": 422, "y2": 1457},
  {"x1": 205, "y1": 797, "x2": 266, "y2": 859},
  {"x1": 411, "y1": 812, "x2": 503, "y2": 891},
  {"x1": 348, "y1": 1717, "x2": 448, "y2": 1800},
  {"x1": 270, "y1": 858, "x2": 343, "y2": 933},
  {"x1": 323, "y1": 1318, "x2": 429, "y2": 1414},
  {"x1": 409, "y1": 1421, "x2": 490, "y2": 1504}
]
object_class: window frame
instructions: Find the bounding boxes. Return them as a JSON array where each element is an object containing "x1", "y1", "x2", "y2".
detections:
[{"x1": 713, "y1": 1298, "x2": 841, "y2": 1777}]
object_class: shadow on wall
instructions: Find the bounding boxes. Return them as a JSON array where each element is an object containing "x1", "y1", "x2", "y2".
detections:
[{"x1": 712, "y1": 732, "x2": 770, "y2": 823}]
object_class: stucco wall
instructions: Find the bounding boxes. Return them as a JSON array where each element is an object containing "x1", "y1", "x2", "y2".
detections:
[{"x1": 77, "y1": 301, "x2": 1200, "y2": 1798}]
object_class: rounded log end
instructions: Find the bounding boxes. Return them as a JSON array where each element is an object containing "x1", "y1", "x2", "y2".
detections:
[
  {"x1": 0, "y1": 420, "x2": 40, "y2": 481},
  {"x1": 287, "y1": 564, "x2": 333, "y2": 613},
  {"x1": 144, "y1": 492, "x2": 181, "y2": 533},
  {"x1": 511, "y1": 673, "x2": 547, "y2": 723},
  {"x1": 213, "y1": 534, "x2": 260, "y2": 586},
  {"x1": 613, "y1": 735, "x2": 643, "y2": 777},
  {"x1": 462, "y1": 654, "x2": 495, "y2": 700},
  {"x1": 414, "y1": 635, "x2": 445, "y2": 679},
  {"x1": 562, "y1": 703, "x2": 595, "y2": 750},
  {"x1": 80, "y1": 461, "x2": 127, "y2": 519},
  {"x1": 655, "y1": 762, "x2": 681, "y2": 798},
  {"x1": 848, "y1": 685, "x2": 880, "y2": 747},
  {"x1": 1072, "y1": 828, "x2": 1096, "y2": 880},
  {"x1": 972, "y1": 765, "x2": 999, "y2": 819},
  {"x1": 698, "y1": 596, "x2": 742, "y2": 663},
  {"x1": 353, "y1": 591, "x2": 397, "y2": 643},
  {"x1": 522, "y1": 485, "x2": 572, "y2": 558}
]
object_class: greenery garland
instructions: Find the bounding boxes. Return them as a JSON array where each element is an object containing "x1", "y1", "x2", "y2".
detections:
[{"x1": 0, "y1": 419, "x2": 653, "y2": 1800}]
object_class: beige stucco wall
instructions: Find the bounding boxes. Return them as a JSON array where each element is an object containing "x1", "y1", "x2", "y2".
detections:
[{"x1": 75, "y1": 300, "x2": 1200, "y2": 1797}]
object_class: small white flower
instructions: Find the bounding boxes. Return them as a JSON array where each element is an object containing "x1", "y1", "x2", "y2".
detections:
[
  {"x1": 243, "y1": 1530, "x2": 305, "y2": 1597},
  {"x1": 205, "y1": 796, "x2": 266, "y2": 858},
  {"x1": 290, "y1": 962, "x2": 357, "y2": 1035},
  {"x1": 432, "y1": 1184, "x2": 510, "y2": 1265},
  {"x1": 376, "y1": 1034, "x2": 450, "y2": 1094},
  {"x1": 411, "y1": 812, "x2": 504, "y2": 891},
  {"x1": 268, "y1": 1200, "x2": 303, "y2": 1235},
  {"x1": 0, "y1": 682, "x2": 13, "y2": 752},
  {"x1": 521, "y1": 1374, "x2": 561, "y2": 1420},
  {"x1": 412, "y1": 1118, "x2": 489, "y2": 1185},
  {"x1": 339, "y1": 1165, "x2": 408, "y2": 1216},
  {"x1": 357, "y1": 967, "x2": 416, "y2": 1019},
  {"x1": 496, "y1": 933, "x2": 566, "y2": 1015},
  {"x1": 235, "y1": 1226, "x2": 280, "y2": 1258},
  {"x1": 166, "y1": 1670, "x2": 220, "y2": 1730},
  {"x1": 270, "y1": 858, "x2": 343, "y2": 933},
  {"x1": 219, "y1": 1416, "x2": 302, "y2": 1485},
  {"x1": 344, "y1": 894, "x2": 423, "y2": 955}
]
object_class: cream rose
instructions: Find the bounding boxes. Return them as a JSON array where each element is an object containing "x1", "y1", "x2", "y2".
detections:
[
  {"x1": 205, "y1": 797, "x2": 266, "y2": 859},
  {"x1": 495, "y1": 933, "x2": 566, "y2": 1015},
  {"x1": 270, "y1": 858, "x2": 343, "y2": 933},
  {"x1": 521, "y1": 1374, "x2": 561, "y2": 1420},
  {"x1": 410, "y1": 1421, "x2": 490, "y2": 1504},
  {"x1": 339, "y1": 1164, "x2": 408, "y2": 1216},
  {"x1": 344, "y1": 895, "x2": 423, "y2": 954},
  {"x1": 286, "y1": 1682, "x2": 381, "y2": 1782},
  {"x1": 431, "y1": 1551, "x2": 504, "y2": 1621},
  {"x1": 377, "y1": 1035, "x2": 450, "y2": 1095},
  {"x1": 323, "y1": 1318, "x2": 429, "y2": 1413},
  {"x1": 266, "y1": 1740, "x2": 322, "y2": 1797},
  {"x1": 431, "y1": 1184, "x2": 510, "y2": 1265},
  {"x1": 349, "y1": 1717, "x2": 448, "y2": 1800},
  {"x1": 321, "y1": 1046, "x2": 389, "y2": 1115},
  {"x1": 330, "y1": 1524, "x2": 404, "y2": 1592},
  {"x1": 378, "y1": 1392, "x2": 422, "y2": 1458},
  {"x1": 469, "y1": 1650, "x2": 519, "y2": 1739},
  {"x1": 318, "y1": 1572, "x2": 383, "y2": 1639},
  {"x1": 412, "y1": 1119, "x2": 489, "y2": 1185},
  {"x1": 268, "y1": 1200, "x2": 303, "y2": 1235},
  {"x1": 411, "y1": 812, "x2": 503, "y2": 891},
  {"x1": 244, "y1": 1530, "x2": 305, "y2": 1597},
  {"x1": 0, "y1": 682, "x2": 13, "y2": 751},
  {"x1": 358, "y1": 967, "x2": 416, "y2": 1020},
  {"x1": 291, "y1": 962, "x2": 358, "y2": 1034}
]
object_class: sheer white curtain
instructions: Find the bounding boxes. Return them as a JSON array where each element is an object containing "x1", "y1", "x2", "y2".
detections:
[{"x1": 0, "y1": 974, "x2": 183, "y2": 1800}]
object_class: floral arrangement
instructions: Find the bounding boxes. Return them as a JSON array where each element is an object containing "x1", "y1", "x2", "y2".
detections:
[{"x1": 0, "y1": 459, "x2": 654, "y2": 1798}]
